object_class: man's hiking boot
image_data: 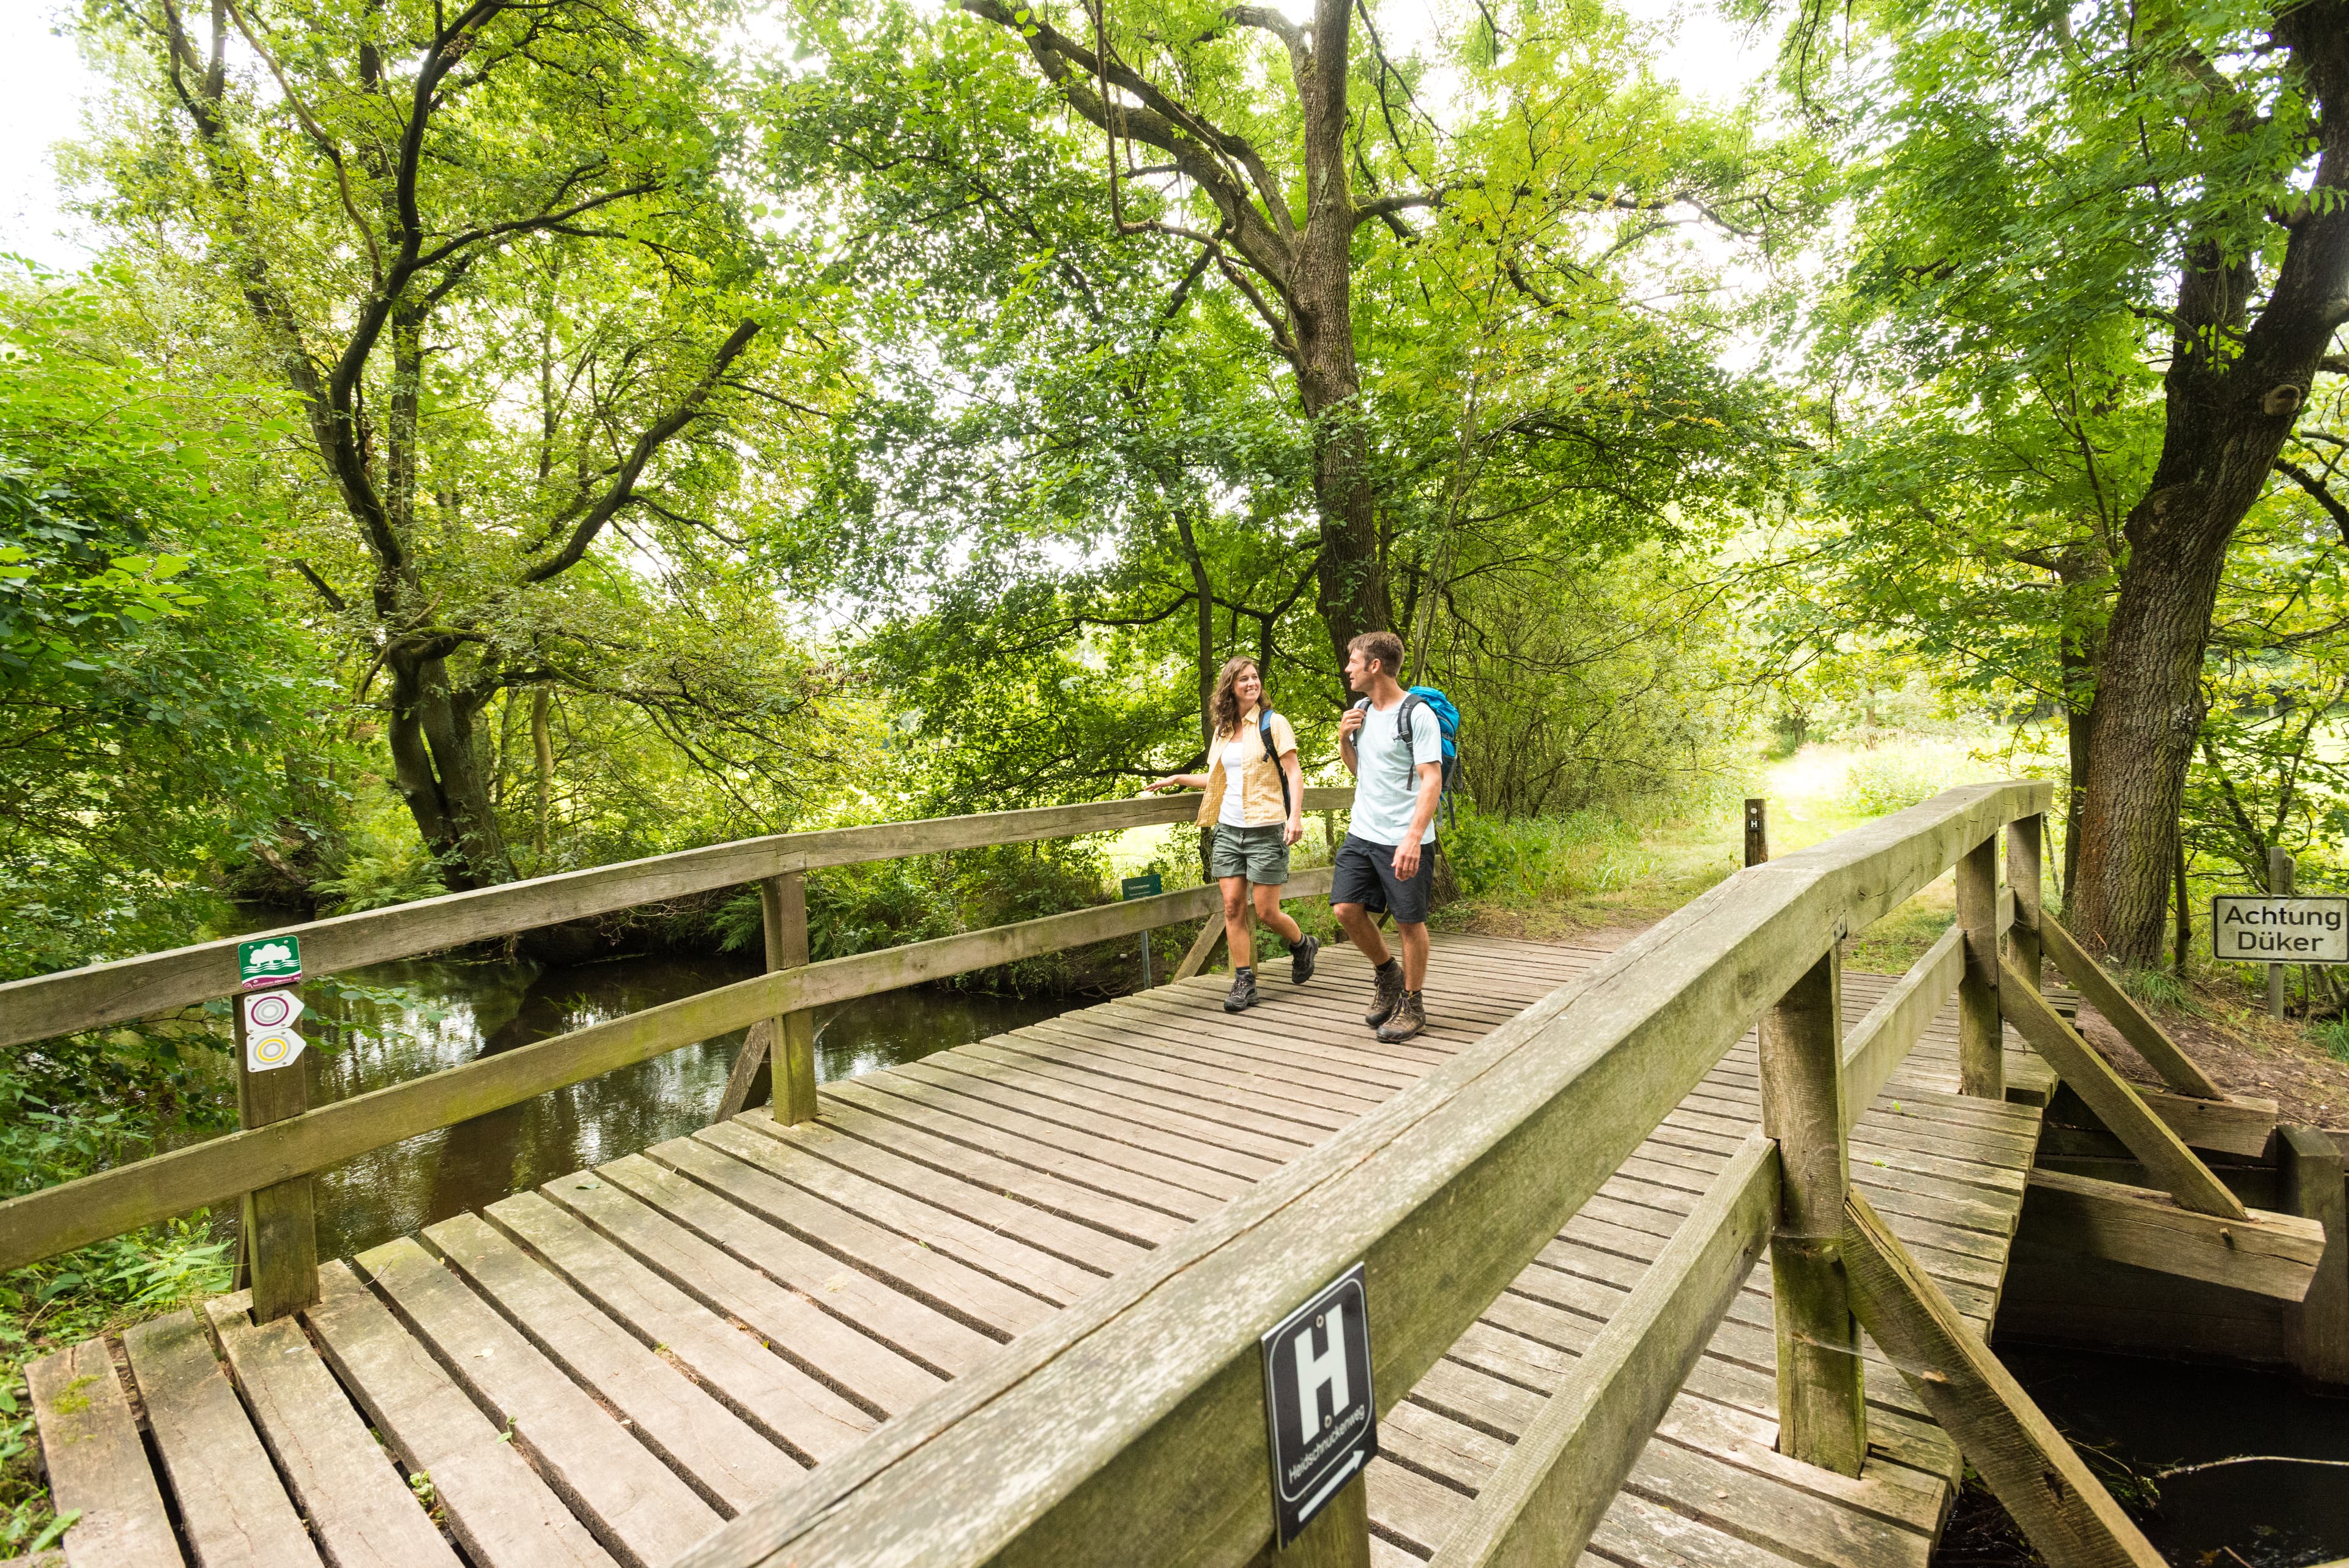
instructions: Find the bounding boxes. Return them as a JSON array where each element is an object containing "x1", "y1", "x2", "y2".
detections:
[
  {"x1": 1290, "y1": 935, "x2": 1320, "y2": 986},
  {"x1": 1376, "y1": 990, "x2": 1427, "y2": 1044},
  {"x1": 1364, "y1": 959, "x2": 1406, "y2": 1027},
  {"x1": 1224, "y1": 967, "x2": 1260, "y2": 1013}
]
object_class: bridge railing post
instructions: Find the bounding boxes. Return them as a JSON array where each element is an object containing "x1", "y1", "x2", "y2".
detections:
[
  {"x1": 2005, "y1": 813, "x2": 2043, "y2": 997},
  {"x1": 718, "y1": 871, "x2": 818, "y2": 1124},
  {"x1": 1956, "y1": 831, "x2": 2003, "y2": 1099},
  {"x1": 1759, "y1": 940, "x2": 1868, "y2": 1475},
  {"x1": 235, "y1": 987, "x2": 318, "y2": 1323}
]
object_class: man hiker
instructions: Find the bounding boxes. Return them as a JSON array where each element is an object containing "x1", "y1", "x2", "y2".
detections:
[{"x1": 1331, "y1": 630, "x2": 1442, "y2": 1042}]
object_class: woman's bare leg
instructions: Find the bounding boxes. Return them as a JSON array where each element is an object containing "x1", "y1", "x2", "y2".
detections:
[
  {"x1": 1221, "y1": 877, "x2": 1255, "y2": 967},
  {"x1": 1251, "y1": 881, "x2": 1303, "y2": 946}
]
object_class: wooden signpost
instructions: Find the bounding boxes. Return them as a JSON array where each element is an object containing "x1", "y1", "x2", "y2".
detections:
[{"x1": 1123, "y1": 872, "x2": 1163, "y2": 989}]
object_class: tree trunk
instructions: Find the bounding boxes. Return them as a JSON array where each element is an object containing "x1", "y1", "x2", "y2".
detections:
[
  {"x1": 1291, "y1": 0, "x2": 1390, "y2": 672},
  {"x1": 387, "y1": 650, "x2": 514, "y2": 890},
  {"x1": 2073, "y1": 322, "x2": 2342, "y2": 960},
  {"x1": 1170, "y1": 500, "x2": 1217, "y2": 754},
  {"x1": 532, "y1": 683, "x2": 554, "y2": 856}
]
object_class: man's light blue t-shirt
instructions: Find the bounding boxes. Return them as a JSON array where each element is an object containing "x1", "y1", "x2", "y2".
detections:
[{"x1": 1349, "y1": 696, "x2": 1442, "y2": 847}]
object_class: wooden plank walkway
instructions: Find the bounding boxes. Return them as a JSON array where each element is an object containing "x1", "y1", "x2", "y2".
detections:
[{"x1": 31, "y1": 932, "x2": 2051, "y2": 1568}]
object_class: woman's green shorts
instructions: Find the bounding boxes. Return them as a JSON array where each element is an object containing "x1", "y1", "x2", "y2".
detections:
[{"x1": 1209, "y1": 823, "x2": 1291, "y2": 883}]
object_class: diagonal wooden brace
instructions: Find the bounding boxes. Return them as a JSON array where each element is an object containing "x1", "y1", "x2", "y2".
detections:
[
  {"x1": 1841, "y1": 1190, "x2": 2165, "y2": 1568},
  {"x1": 1998, "y1": 957, "x2": 2247, "y2": 1219},
  {"x1": 2036, "y1": 915, "x2": 2227, "y2": 1101}
]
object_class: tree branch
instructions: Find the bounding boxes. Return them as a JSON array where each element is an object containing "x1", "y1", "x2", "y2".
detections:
[{"x1": 522, "y1": 320, "x2": 762, "y2": 584}]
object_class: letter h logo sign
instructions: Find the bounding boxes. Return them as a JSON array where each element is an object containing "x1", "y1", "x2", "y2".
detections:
[{"x1": 1260, "y1": 1264, "x2": 1376, "y2": 1547}]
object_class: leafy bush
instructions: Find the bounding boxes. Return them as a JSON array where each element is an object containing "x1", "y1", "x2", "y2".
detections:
[
  {"x1": 2311, "y1": 1017, "x2": 2349, "y2": 1065},
  {"x1": 1441, "y1": 806, "x2": 1649, "y2": 903}
]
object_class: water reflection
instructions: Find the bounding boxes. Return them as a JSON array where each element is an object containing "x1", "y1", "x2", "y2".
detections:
[{"x1": 305, "y1": 953, "x2": 1071, "y2": 1260}]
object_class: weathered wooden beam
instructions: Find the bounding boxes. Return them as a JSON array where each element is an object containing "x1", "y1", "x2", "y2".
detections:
[
  {"x1": 1425, "y1": 1132, "x2": 1777, "y2": 1568},
  {"x1": 1840, "y1": 1189, "x2": 2166, "y2": 1568},
  {"x1": 2278, "y1": 1126, "x2": 2349, "y2": 1391},
  {"x1": 718, "y1": 873, "x2": 815, "y2": 1125},
  {"x1": 0, "y1": 868, "x2": 1332, "y2": 1273},
  {"x1": 236, "y1": 990, "x2": 317, "y2": 1323},
  {"x1": 663, "y1": 781, "x2": 2051, "y2": 1568},
  {"x1": 0, "y1": 789, "x2": 1354, "y2": 1050},
  {"x1": 1956, "y1": 834, "x2": 2003, "y2": 1099},
  {"x1": 1173, "y1": 915, "x2": 1227, "y2": 984},
  {"x1": 1842, "y1": 923, "x2": 1963, "y2": 1124},
  {"x1": 2020, "y1": 1169, "x2": 2323, "y2": 1301},
  {"x1": 2037, "y1": 915, "x2": 2227, "y2": 1101},
  {"x1": 1758, "y1": 946, "x2": 1866, "y2": 1474},
  {"x1": 1998, "y1": 959, "x2": 2248, "y2": 1221},
  {"x1": 2006, "y1": 814, "x2": 2044, "y2": 990},
  {"x1": 2049, "y1": 1083, "x2": 2280, "y2": 1159}
]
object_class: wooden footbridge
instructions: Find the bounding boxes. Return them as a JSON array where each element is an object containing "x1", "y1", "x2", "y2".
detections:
[{"x1": 5, "y1": 783, "x2": 2345, "y2": 1568}]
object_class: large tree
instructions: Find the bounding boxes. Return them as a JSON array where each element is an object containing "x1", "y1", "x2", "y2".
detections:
[
  {"x1": 938, "y1": 0, "x2": 1776, "y2": 668},
  {"x1": 80, "y1": 0, "x2": 815, "y2": 888},
  {"x1": 1781, "y1": 0, "x2": 2349, "y2": 960}
]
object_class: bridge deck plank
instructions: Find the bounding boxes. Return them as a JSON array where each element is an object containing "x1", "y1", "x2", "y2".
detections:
[{"x1": 46, "y1": 932, "x2": 2050, "y2": 1568}]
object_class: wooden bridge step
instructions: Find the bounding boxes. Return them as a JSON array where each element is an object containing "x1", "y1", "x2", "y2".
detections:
[
  {"x1": 421, "y1": 1213, "x2": 803, "y2": 1514},
  {"x1": 119, "y1": 1311, "x2": 318, "y2": 1568},
  {"x1": 531, "y1": 1170, "x2": 943, "y2": 1414},
  {"x1": 26, "y1": 1338, "x2": 181, "y2": 1568},
  {"x1": 304, "y1": 1261, "x2": 615, "y2": 1568},
  {"x1": 694, "y1": 1117, "x2": 1118, "y2": 1294},
  {"x1": 640, "y1": 1135, "x2": 1054, "y2": 1337},
  {"x1": 354, "y1": 1237, "x2": 722, "y2": 1568},
  {"x1": 481, "y1": 1189, "x2": 875, "y2": 1460},
  {"x1": 202, "y1": 1296, "x2": 458, "y2": 1568}
]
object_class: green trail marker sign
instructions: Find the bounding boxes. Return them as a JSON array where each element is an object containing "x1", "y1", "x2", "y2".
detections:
[{"x1": 238, "y1": 935, "x2": 303, "y2": 989}]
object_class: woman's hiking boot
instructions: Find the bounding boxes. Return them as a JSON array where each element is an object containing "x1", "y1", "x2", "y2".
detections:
[
  {"x1": 1364, "y1": 958, "x2": 1406, "y2": 1027},
  {"x1": 1290, "y1": 935, "x2": 1320, "y2": 986},
  {"x1": 1376, "y1": 990, "x2": 1427, "y2": 1043},
  {"x1": 1224, "y1": 967, "x2": 1260, "y2": 1013}
]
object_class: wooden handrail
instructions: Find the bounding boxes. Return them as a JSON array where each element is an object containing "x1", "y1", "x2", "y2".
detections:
[
  {"x1": 0, "y1": 787, "x2": 1353, "y2": 1050},
  {"x1": 670, "y1": 780, "x2": 2054, "y2": 1568},
  {"x1": 0, "y1": 869, "x2": 1330, "y2": 1273}
]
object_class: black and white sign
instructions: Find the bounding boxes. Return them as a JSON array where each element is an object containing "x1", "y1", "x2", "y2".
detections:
[
  {"x1": 2211, "y1": 896, "x2": 2349, "y2": 964},
  {"x1": 1261, "y1": 1263, "x2": 1376, "y2": 1547}
]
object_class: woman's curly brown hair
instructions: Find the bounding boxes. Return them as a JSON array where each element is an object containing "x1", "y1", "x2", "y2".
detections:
[{"x1": 1207, "y1": 656, "x2": 1261, "y2": 740}]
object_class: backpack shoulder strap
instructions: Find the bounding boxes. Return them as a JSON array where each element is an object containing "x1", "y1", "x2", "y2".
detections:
[{"x1": 1395, "y1": 691, "x2": 1422, "y2": 743}]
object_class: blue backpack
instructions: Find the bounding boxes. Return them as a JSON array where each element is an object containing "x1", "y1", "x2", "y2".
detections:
[{"x1": 1357, "y1": 687, "x2": 1464, "y2": 823}]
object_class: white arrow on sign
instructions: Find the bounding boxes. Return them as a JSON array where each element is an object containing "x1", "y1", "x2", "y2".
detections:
[{"x1": 242, "y1": 989, "x2": 307, "y2": 1071}]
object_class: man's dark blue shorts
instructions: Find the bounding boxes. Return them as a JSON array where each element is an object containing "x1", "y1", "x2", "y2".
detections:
[{"x1": 1330, "y1": 831, "x2": 1434, "y2": 926}]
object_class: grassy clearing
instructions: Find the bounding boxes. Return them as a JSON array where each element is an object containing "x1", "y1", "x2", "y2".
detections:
[{"x1": 1425, "y1": 738, "x2": 2011, "y2": 972}]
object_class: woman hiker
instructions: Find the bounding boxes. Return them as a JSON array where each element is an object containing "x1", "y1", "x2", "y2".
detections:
[{"x1": 1141, "y1": 656, "x2": 1319, "y2": 1012}]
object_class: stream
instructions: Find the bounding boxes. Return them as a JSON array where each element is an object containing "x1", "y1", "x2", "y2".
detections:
[
  {"x1": 1997, "y1": 1343, "x2": 2349, "y2": 1567},
  {"x1": 299, "y1": 951, "x2": 1072, "y2": 1261}
]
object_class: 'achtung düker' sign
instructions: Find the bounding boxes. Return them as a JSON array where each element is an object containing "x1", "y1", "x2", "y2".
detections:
[{"x1": 2211, "y1": 896, "x2": 2349, "y2": 964}]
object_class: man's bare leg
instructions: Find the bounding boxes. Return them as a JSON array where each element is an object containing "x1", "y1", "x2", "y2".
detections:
[
  {"x1": 1333, "y1": 901, "x2": 1389, "y2": 966},
  {"x1": 1397, "y1": 920, "x2": 1429, "y2": 992}
]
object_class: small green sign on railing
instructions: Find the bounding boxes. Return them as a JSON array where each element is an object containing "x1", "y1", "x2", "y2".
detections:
[{"x1": 238, "y1": 935, "x2": 302, "y2": 989}]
